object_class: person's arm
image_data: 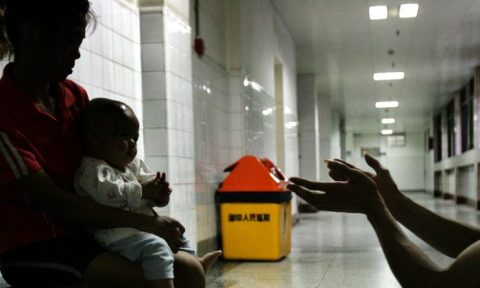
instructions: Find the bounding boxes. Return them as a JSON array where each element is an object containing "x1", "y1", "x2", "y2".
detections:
[
  {"x1": 358, "y1": 155, "x2": 480, "y2": 257},
  {"x1": 16, "y1": 170, "x2": 184, "y2": 252},
  {"x1": 289, "y1": 161, "x2": 480, "y2": 288},
  {"x1": 368, "y1": 198, "x2": 480, "y2": 288}
]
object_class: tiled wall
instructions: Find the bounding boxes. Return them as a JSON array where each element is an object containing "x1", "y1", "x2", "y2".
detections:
[
  {"x1": 139, "y1": 5, "x2": 198, "y2": 244},
  {"x1": 75, "y1": 0, "x2": 144, "y2": 156},
  {"x1": 192, "y1": 57, "x2": 229, "y2": 245},
  {"x1": 0, "y1": 0, "x2": 300, "y2": 251},
  {"x1": 191, "y1": 0, "x2": 300, "y2": 247}
]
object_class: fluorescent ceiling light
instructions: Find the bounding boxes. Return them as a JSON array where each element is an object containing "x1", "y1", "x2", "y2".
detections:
[
  {"x1": 374, "y1": 72, "x2": 405, "y2": 81},
  {"x1": 381, "y1": 129, "x2": 393, "y2": 135},
  {"x1": 369, "y1": 6, "x2": 388, "y2": 20},
  {"x1": 376, "y1": 101, "x2": 399, "y2": 108},
  {"x1": 399, "y1": 3, "x2": 419, "y2": 18},
  {"x1": 381, "y1": 118, "x2": 396, "y2": 124}
]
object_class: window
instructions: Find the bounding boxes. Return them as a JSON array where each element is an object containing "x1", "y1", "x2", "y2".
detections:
[
  {"x1": 460, "y1": 78, "x2": 474, "y2": 152},
  {"x1": 434, "y1": 113, "x2": 442, "y2": 162},
  {"x1": 446, "y1": 100, "x2": 455, "y2": 157},
  {"x1": 387, "y1": 134, "x2": 406, "y2": 146}
]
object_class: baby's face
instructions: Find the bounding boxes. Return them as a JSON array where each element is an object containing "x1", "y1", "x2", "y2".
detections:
[{"x1": 100, "y1": 112, "x2": 139, "y2": 170}]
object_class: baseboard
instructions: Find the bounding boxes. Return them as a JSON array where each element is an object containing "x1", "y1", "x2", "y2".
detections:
[
  {"x1": 442, "y1": 192, "x2": 455, "y2": 200},
  {"x1": 456, "y1": 195, "x2": 468, "y2": 204}
]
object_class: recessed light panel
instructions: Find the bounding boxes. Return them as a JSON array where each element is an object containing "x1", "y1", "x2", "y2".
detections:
[
  {"x1": 399, "y1": 3, "x2": 419, "y2": 18},
  {"x1": 373, "y1": 72, "x2": 405, "y2": 81},
  {"x1": 376, "y1": 101, "x2": 399, "y2": 108},
  {"x1": 381, "y1": 118, "x2": 396, "y2": 124},
  {"x1": 381, "y1": 129, "x2": 393, "y2": 135},
  {"x1": 369, "y1": 6, "x2": 388, "y2": 20}
]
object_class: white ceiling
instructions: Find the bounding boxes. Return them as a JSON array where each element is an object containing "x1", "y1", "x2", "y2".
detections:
[{"x1": 271, "y1": 0, "x2": 480, "y2": 134}]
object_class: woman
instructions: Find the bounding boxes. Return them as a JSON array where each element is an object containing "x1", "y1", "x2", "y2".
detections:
[{"x1": 0, "y1": 0, "x2": 204, "y2": 287}]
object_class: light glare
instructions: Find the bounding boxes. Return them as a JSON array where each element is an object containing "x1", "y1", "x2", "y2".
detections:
[
  {"x1": 381, "y1": 129, "x2": 393, "y2": 135},
  {"x1": 381, "y1": 118, "x2": 396, "y2": 124},
  {"x1": 374, "y1": 72, "x2": 405, "y2": 81},
  {"x1": 399, "y1": 3, "x2": 419, "y2": 18},
  {"x1": 376, "y1": 101, "x2": 399, "y2": 108},
  {"x1": 369, "y1": 6, "x2": 388, "y2": 20}
]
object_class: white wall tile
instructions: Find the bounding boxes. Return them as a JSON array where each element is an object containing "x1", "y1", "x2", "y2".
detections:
[
  {"x1": 144, "y1": 128, "x2": 168, "y2": 156},
  {"x1": 142, "y1": 43, "x2": 165, "y2": 72},
  {"x1": 143, "y1": 71, "x2": 166, "y2": 100},
  {"x1": 141, "y1": 12, "x2": 165, "y2": 43},
  {"x1": 144, "y1": 100, "x2": 167, "y2": 128}
]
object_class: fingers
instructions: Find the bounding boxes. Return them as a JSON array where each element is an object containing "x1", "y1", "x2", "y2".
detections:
[
  {"x1": 170, "y1": 218, "x2": 185, "y2": 234},
  {"x1": 332, "y1": 158, "x2": 356, "y2": 169},
  {"x1": 155, "y1": 172, "x2": 161, "y2": 180},
  {"x1": 159, "y1": 172, "x2": 166, "y2": 183},
  {"x1": 287, "y1": 183, "x2": 326, "y2": 205},
  {"x1": 289, "y1": 177, "x2": 342, "y2": 192},
  {"x1": 326, "y1": 160, "x2": 365, "y2": 181},
  {"x1": 364, "y1": 154, "x2": 385, "y2": 174},
  {"x1": 329, "y1": 170, "x2": 346, "y2": 181}
]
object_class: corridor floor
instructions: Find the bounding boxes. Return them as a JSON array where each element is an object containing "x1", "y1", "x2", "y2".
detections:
[{"x1": 206, "y1": 192, "x2": 480, "y2": 288}]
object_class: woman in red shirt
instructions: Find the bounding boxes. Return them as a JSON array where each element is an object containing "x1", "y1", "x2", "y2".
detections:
[{"x1": 0, "y1": 0, "x2": 204, "y2": 287}]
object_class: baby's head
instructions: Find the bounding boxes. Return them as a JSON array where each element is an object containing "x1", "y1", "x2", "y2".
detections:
[{"x1": 82, "y1": 98, "x2": 139, "y2": 170}]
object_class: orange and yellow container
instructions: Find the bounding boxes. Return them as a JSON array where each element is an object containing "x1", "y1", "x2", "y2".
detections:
[{"x1": 216, "y1": 155, "x2": 291, "y2": 261}]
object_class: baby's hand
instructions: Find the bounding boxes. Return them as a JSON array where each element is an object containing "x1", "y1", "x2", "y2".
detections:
[
  {"x1": 155, "y1": 172, "x2": 172, "y2": 207},
  {"x1": 141, "y1": 174, "x2": 161, "y2": 201}
]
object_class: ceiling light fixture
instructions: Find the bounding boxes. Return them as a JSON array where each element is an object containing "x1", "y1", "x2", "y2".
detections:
[
  {"x1": 374, "y1": 72, "x2": 405, "y2": 81},
  {"x1": 381, "y1": 129, "x2": 393, "y2": 135},
  {"x1": 376, "y1": 101, "x2": 399, "y2": 108},
  {"x1": 399, "y1": 3, "x2": 419, "y2": 18},
  {"x1": 369, "y1": 6, "x2": 388, "y2": 20},
  {"x1": 381, "y1": 118, "x2": 396, "y2": 124}
]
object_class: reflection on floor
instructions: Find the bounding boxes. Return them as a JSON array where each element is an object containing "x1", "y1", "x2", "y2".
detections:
[{"x1": 206, "y1": 192, "x2": 480, "y2": 288}]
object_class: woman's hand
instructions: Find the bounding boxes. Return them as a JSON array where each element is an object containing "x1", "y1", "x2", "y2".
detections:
[
  {"x1": 288, "y1": 160, "x2": 384, "y2": 215},
  {"x1": 143, "y1": 215, "x2": 185, "y2": 253}
]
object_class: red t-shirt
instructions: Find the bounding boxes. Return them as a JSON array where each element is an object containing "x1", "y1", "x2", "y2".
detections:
[{"x1": 0, "y1": 63, "x2": 89, "y2": 254}]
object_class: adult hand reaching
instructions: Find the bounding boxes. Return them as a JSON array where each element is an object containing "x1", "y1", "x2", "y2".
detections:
[
  {"x1": 330, "y1": 154, "x2": 402, "y2": 205},
  {"x1": 288, "y1": 159, "x2": 384, "y2": 215}
]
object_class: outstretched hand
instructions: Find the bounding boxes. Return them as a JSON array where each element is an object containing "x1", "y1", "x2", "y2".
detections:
[
  {"x1": 331, "y1": 154, "x2": 401, "y2": 204},
  {"x1": 288, "y1": 160, "x2": 383, "y2": 215}
]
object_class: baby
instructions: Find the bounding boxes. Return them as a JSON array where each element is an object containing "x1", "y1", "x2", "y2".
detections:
[{"x1": 74, "y1": 98, "x2": 221, "y2": 288}]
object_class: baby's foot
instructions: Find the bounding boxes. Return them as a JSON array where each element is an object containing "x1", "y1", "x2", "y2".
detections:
[{"x1": 199, "y1": 250, "x2": 222, "y2": 273}]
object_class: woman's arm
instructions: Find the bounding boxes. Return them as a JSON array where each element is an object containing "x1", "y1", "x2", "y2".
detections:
[{"x1": 16, "y1": 169, "x2": 184, "y2": 252}]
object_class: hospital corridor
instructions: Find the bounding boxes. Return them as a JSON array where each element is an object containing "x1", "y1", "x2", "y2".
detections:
[{"x1": 1, "y1": 0, "x2": 480, "y2": 287}]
